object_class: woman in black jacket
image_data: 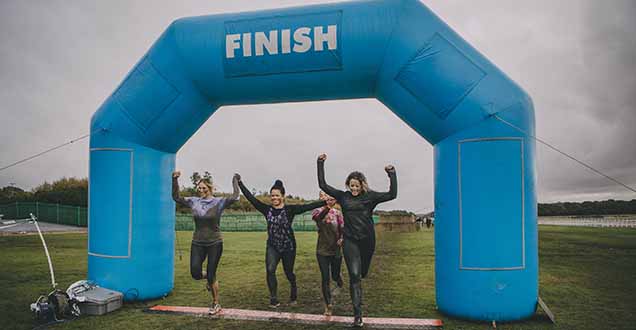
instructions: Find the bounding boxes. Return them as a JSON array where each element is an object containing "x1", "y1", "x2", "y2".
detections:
[{"x1": 317, "y1": 154, "x2": 397, "y2": 328}]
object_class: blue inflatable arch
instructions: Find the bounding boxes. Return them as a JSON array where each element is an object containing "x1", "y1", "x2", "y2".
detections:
[{"x1": 89, "y1": 0, "x2": 537, "y2": 321}]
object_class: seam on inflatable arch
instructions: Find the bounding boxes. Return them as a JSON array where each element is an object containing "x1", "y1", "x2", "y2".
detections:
[
  {"x1": 166, "y1": 20, "x2": 219, "y2": 110},
  {"x1": 435, "y1": 98, "x2": 526, "y2": 146},
  {"x1": 372, "y1": 0, "x2": 408, "y2": 96},
  {"x1": 457, "y1": 137, "x2": 525, "y2": 271},
  {"x1": 112, "y1": 54, "x2": 182, "y2": 135},
  {"x1": 88, "y1": 148, "x2": 134, "y2": 259}
]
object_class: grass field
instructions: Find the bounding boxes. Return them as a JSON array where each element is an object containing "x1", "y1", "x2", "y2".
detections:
[{"x1": 1, "y1": 226, "x2": 635, "y2": 330}]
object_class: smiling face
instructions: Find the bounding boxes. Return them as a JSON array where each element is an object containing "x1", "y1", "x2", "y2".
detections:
[
  {"x1": 270, "y1": 189, "x2": 284, "y2": 208},
  {"x1": 348, "y1": 179, "x2": 362, "y2": 197},
  {"x1": 197, "y1": 181, "x2": 213, "y2": 198}
]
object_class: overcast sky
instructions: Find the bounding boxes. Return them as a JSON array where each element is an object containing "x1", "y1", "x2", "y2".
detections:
[{"x1": 1, "y1": 0, "x2": 635, "y2": 212}]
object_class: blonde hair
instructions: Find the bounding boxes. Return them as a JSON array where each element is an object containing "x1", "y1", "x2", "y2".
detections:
[{"x1": 196, "y1": 178, "x2": 213, "y2": 192}]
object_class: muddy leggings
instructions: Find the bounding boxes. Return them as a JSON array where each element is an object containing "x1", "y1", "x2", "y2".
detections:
[
  {"x1": 343, "y1": 236, "x2": 375, "y2": 318},
  {"x1": 317, "y1": 254, "x2": 344, "y2": 305},
  {"x1": 266, "y1": 245, "x2": 297, "y2": 302},
  {"x1": 190, "y1": 242, "x2": 223, "y2": 284}
]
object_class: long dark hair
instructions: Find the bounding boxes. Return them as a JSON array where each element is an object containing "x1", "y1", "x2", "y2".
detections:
[
  {"x1": 270, "y1": 179, "x2": 286, "y2": 195},
  {"x1": 345, "y1": 171, "x2": 369, "y2": 192}
]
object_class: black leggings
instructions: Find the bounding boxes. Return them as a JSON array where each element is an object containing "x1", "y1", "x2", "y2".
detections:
[
  {"x1": 317, "y1": 254, "x2": 343, "y2": 305},
  {"x1": 266, "y1": 245, "x2": 297, "y2": 302},
  {"x1": 190, "y1": 242, "x2": 223, "y2": 284},
  {"x1": 343, "y1": 236, "x2": 375, "y2": 318}
]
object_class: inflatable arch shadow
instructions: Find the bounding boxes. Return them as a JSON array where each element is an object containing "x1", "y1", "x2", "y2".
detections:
[{"x1": 89, "y1": 0, "x2": 537, "y2": 321}]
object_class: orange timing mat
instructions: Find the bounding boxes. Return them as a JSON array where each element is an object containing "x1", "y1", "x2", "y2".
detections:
[{"x1": 148, "y1": 305, "x2": 443, "y2": 329}]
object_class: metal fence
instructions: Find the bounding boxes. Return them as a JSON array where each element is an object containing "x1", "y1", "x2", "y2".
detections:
[
  {"x1": 538, "y1": 215, "x2": 636, "y2": 228},
  {"x1": 0, "y1": 202, "x2": 87, "y2": 226},
  {"x1": 0, "y1": 202, "x2": 379, "y2": 231},
  {"x1": 175, "y1": 213, "x2": 359, "y2": 232}
]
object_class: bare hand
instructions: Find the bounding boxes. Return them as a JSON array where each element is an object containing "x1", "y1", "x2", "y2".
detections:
[
  {"x1": 317, "y1": 154, "x2": 327, "y2": 162},
  {"x1": 233, "y1": 173, "x2": 241, "y2": 182},
  {"x1": 172, "y1": 171, "x2": 181, "y2": 178},
  {"x1": 337, "y1": 238, "x2": 343, "y2": 247},
  {"x1": 385, "y1": 165, "x2": 395, "y2": 173}
]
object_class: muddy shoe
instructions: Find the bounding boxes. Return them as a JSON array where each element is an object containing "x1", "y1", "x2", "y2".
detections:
[
  {"x1": 208, "y1": 303, "x2": 221, "y2": 315},
  {"x1": 323, "y1": 304, "x2": 333, "y2": 316},
  {"x1": 269, "y1": 299, "x2": 281, "y2": 309},
  {"x1": 353, "y1": 316, "x2": 364, "y2": 328}
]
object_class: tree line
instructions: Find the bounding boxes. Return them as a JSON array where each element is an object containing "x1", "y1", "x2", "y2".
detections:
[
  {"x1": 538, "y1": 199, "x2": 636, "y2": 216},
  {"x1": 2, "y1": 176, "x2": 635, "y2": 215},
  {"x1": 0, "y1": 174, "x2": 312, "y2": 213}
]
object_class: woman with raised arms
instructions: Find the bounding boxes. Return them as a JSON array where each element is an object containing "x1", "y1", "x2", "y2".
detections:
[
  {"x1": 235, "y1": 174, "x2": 325, "y2": 308},
  {"x1": 172, "y1": 171, "x2": 239, "y2": 315},
  {"x1": 316, "y1": 154, "x2": 397, "y2": 328}
]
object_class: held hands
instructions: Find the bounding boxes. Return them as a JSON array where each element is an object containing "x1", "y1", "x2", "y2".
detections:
[
  {"x1": 172, "y1": 171, "x2": 181, "y2": 179},
  {"x1": 385, "y1": 165, "x2": 395, "y2": 173},
  {"x1": 317, "y1": 153, "x2": 327, "y2": 162},
  {"x1": 337, "y1": 238, "x2": 344, "y2": 247}
]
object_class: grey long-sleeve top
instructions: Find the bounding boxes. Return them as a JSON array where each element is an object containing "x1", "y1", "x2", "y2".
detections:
[{"x1": 172, "y1": 176, "x2": 239, "y2": 246}]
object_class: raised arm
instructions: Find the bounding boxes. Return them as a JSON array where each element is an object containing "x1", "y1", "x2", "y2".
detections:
[
  {"x1": 371, "y1": 166, "x2": 398, "y2": 204},
  {"x1": 317, "y1": 154, "x2": 345, "y2": 200},
  {"x1": 312, "y1": 206, "x2": 330, "y2": 223},
  {"x1": 222, "y1": 174, "x2": 241, "y2": 208},
  {"x1": 172, "y1": 171, "x2": 191, "y2": 207},
  {"x1": 236, "y1": 176, "x2": 270, "y2": 215},
  {"x1": 290, "y1": 199, "x2": 327, "y2": 216}
]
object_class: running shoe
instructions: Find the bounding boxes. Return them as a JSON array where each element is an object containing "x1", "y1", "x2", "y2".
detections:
[
  {"x1": 208, "y1": 303, "x2": 222, "y2": 315},
  {"x1": 353, "y1": 316, "x2": 364, "y2": 328},
  {"x1": 269, "y1": 299, "x2": 281, "y2": 308},
  {"x1": 324, "y1": 304, "x2": 333, "y2": 316}
]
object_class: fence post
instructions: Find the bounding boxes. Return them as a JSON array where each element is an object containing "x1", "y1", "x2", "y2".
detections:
[
  {"x1": 15, "y1": 201, "x2": 19, "y2": 219},
  {"x1": 77, "y1": 207, "x2": 81, "y2": 226},
  {"x1": 36, "y1": 202, "x2": 39, "y2": 219},
  {"x1": 56, "y1": 204, "x2": 60, "y2": 224}
]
